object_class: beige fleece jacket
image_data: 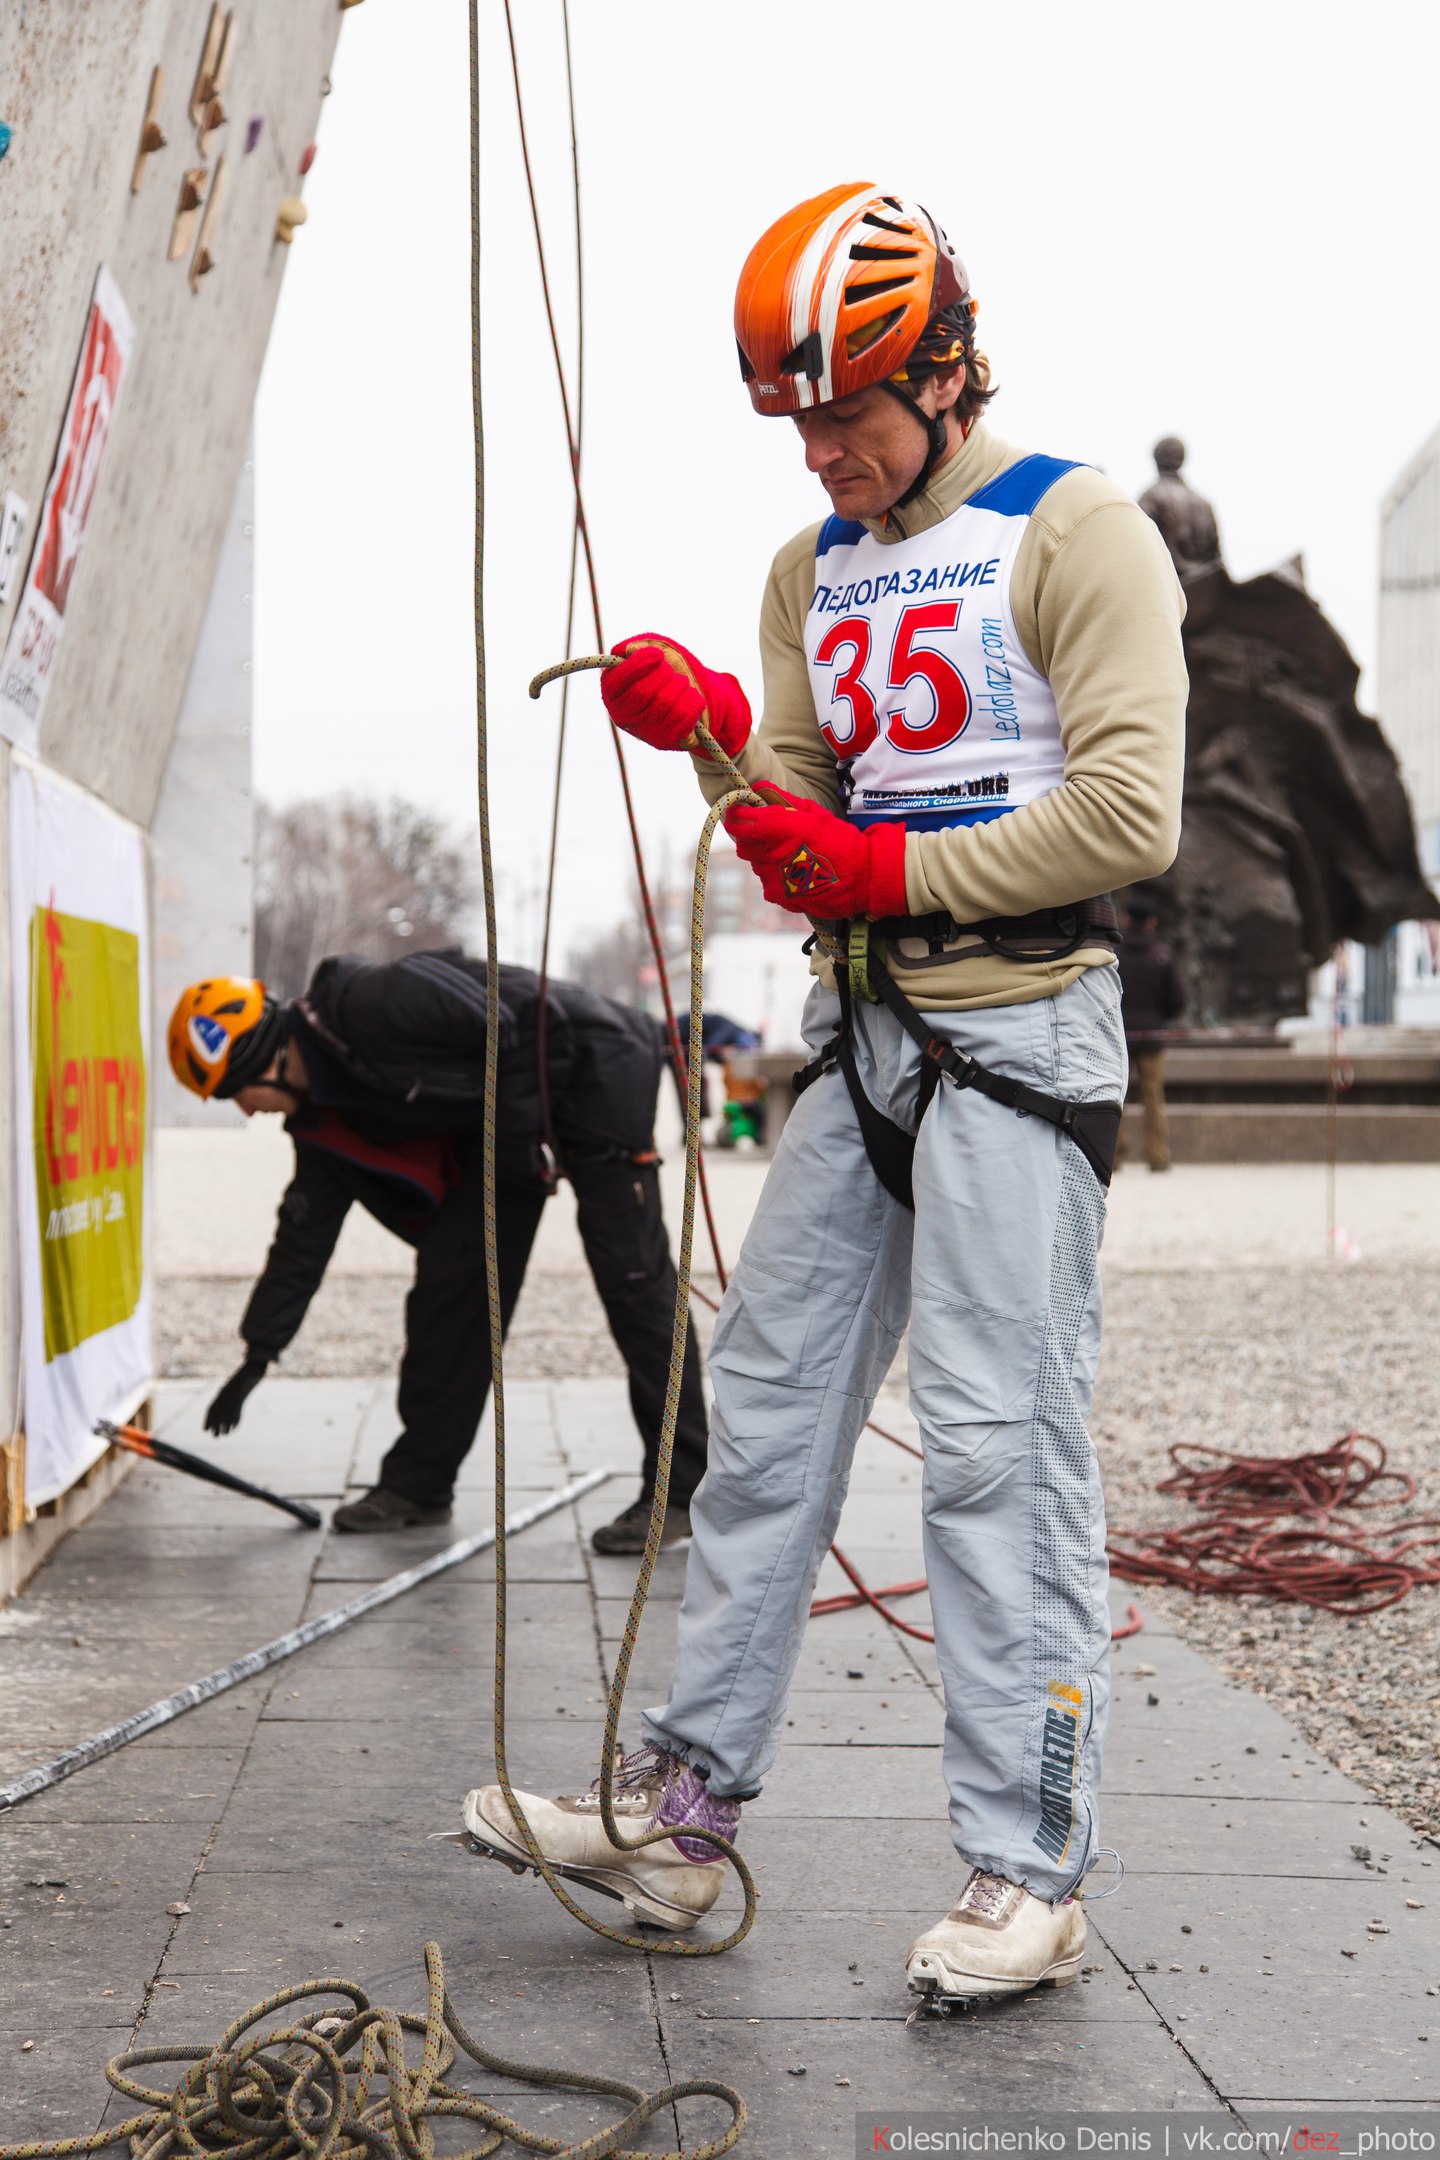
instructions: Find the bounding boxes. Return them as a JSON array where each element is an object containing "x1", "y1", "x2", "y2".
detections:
[{"x1": 694, "y1": 421, "x2": 1188, "y2": 1009}]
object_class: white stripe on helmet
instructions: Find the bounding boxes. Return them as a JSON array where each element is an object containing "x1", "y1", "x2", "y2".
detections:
[{"x1": 787, "y1": 185, "x2": 876, "y2": 411}]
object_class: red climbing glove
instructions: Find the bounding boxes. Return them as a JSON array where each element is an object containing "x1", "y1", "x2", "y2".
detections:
[
  {"x1": 724, "y1": 789, "x2": 909, "y2": 920},
  {"x1": 600, "y1": 633, "x2": 752, "y2": 761}
]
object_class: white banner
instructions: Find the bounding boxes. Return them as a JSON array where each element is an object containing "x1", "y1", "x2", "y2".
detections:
[
  {"x1": 0, "y1": 268, "x2": 136, "y2": 752},
  {"x1": 9, "y1": 761, "x2": 152, "y2": 1505}
]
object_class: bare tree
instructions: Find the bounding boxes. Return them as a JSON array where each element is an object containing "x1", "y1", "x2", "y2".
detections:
[
  {"x1": 565, "y1": 914, "x2": 650, "y2": 1008},
  {"x1": 255, "y1": 795, "x2": 479, "y2": 998}
]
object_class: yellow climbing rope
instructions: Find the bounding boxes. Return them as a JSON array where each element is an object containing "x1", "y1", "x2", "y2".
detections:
[
  {"x1": 468, "y1": 0, "x2": 757, "y2": 2027},
  {"x1": 0, "y1": 1943, "x2": 745, "y2": 2160},
  {"x1": 472, "y1": 645, "x2": 763, "y2": 1953}
]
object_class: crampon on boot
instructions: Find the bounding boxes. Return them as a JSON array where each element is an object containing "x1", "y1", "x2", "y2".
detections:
[
  {"x1": 906, "y1": 1866, "x2": 1086, "y2": 2014},
  {"x1": 456, "y1": 1744, "x2": 739, "y2": 1930}
]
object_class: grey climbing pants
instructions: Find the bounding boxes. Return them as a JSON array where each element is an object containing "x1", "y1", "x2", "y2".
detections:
[{"x1": 641, "y1": 964, "x2": 1126, "y2": 1902}]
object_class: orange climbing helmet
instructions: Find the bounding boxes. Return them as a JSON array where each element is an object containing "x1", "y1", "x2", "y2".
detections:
[
  {"x1": 734, "y1": 182, "x2": 974, "y2": 416},
  {"x1": 167, "y1": 977, "x2": 284, "y2": 1100}
]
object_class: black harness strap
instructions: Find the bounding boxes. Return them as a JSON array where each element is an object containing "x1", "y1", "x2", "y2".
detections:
[
  {"x1": 792, "y1": 973, "x2": 941, "y2": 1212},
  {"x1": 792, "y1": 929, "x2": 1123, "y2": 1197},
  {"x1": 864, "y1": 960, "x2": 1122, "y2": 1188}
]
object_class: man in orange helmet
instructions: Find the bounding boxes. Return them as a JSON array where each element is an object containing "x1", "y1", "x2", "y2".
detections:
[
  {"x1": 167, "y1": 958, "x2": 709, "y2": 1551},
  {"x1": 465, "y1": 186, "x2": 1186, "y2": 2001}
]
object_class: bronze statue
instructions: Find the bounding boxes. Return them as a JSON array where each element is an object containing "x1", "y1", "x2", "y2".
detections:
[
  {"x1": 1134, "y1": 440, "x2": 1437, "y2": 1024},
  {"x1": 1138, "y1": 437, "x2": 1222, "y2": 584}
]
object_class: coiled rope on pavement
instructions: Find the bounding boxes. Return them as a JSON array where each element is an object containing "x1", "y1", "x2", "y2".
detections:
[
  {"x1": 1107, "y1": 1431, "x2": 1440, "y2": 1616},
  {"x1": 0, "y1": 1943, "x2": 743, "y2": 2160}
]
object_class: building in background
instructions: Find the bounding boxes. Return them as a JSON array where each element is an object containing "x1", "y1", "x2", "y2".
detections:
[
  {"x1": 1378, "y1": 423, "x2": 1440, "y2": 1022},
  {"x1": 0, "y1": 1, "x2": 347, "y2": 1593},
  {"x1": 642, "y1": 842, "x2": 813, "y2": 1049}
]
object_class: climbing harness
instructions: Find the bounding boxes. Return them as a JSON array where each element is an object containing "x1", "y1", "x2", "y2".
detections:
[
  {"x1": 793, "y1": 907, "x2": 1126, "y2": 1208},
  {"x1": 0, "y1": 1942, "x2": 744, "y2": 2160}
]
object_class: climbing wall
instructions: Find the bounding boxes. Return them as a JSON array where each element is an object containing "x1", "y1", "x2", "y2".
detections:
[{"x1": 0, "y1": 0, "x2": 351, "y2": 1553}]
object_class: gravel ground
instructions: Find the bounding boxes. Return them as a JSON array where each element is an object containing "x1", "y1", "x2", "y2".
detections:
[
  {"x1": 157, "y1": 1258, "x2": 1440, "y2": 1843},
  {"x1": 1093, "y1": 1262, "x2": 1440, "y2": 1846}
]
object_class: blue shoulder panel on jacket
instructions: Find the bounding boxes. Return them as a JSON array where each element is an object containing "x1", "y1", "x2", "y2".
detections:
[
  {"x1": 967, "y1": 453, "x2": 1082, "y2": 518},
  {"x1": 815, "y1": 514, "x2": 867, "y2": 557}
]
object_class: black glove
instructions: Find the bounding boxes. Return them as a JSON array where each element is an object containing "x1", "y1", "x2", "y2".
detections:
[{"x1": 204, "y1": 1354, "x2": 270, "y2": 1436}]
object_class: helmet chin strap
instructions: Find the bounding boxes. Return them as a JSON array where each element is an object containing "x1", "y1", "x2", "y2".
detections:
[{"x1": 881, "y1": 380, "x2": 950, "y2": 510}]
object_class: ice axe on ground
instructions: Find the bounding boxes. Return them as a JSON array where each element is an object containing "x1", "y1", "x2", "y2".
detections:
[{"x1": 94, "y1": 1420, "x2": 322, "y2": 1528}]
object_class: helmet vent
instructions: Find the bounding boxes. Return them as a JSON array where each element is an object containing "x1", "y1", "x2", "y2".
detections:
[
  {"x1": 736, "y1": 339, "x2": 756, "y2": 382},
  {"x1": 847, "y1": 243, "x2": 919, "y2": 263},
  {"x1": 845, "y1": 307, "x2": 905, "y2": 358},
  {"x1": 844, "y1": 275, "x2": 911, "y2": 304},
  {"x1": 862, "y1": 211, "x2": 911, "y2": 235}
]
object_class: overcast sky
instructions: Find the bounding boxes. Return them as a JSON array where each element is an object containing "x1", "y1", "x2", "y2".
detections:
[{"x1": 253, "y1": 0, "x2": 1440, "y2": 968}]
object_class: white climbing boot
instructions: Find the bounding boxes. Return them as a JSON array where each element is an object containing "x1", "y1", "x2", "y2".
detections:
[
  {"x1": 461, "y1": 1745, "x2": 734, "y2": 1932},
  {"x1": 906, "y1": 1866, "x2": 1086, "y2": 2008}
]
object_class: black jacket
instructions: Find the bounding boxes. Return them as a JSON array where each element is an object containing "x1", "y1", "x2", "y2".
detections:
[
  {"x1": 240, "y1": 952, "x2": 666, "y2": 1361},
  {"x1": 1117, "y1": 925, "x2": 1187, "y2": 1042}
]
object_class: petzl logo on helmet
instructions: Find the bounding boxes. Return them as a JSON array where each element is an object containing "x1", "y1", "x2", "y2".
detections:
[
  {"x1": 782, "y1": 846, "x2": 839, "y2": 898},
  {"x1": 188, "y1": 1012, "x2": 230, "y2": 1066}
]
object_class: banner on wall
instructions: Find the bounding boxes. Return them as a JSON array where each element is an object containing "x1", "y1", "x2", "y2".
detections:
[
  {"x1": 9, "y1": 760, "x2": 152, "y2": 1505},
  {"x1": 0, "y1": 267, "x2": 136, "y2": 753}
]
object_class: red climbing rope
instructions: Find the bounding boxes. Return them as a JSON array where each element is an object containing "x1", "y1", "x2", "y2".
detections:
[
  {"x1": 1154, "y1": 1430, "x2": 1413, "y2": 1518},
  {"x1": 500, "y1": 0, "x2": 731, "y2": 1285},
  {"x1": 818, "y1": 1547, "x2": 936, "y2": 1642},
  {"x1": 1107, "y1": 1431, "x2": 1440, "y2": 1616}
]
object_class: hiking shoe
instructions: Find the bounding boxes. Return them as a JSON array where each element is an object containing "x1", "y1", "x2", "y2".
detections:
[
  {"x1": 462, "y1": 1743, "x2": 736, "y2": 1930},
  {"x1": 907, "y1": 1867, "x2": 1086, "y2": 2006},
  {"x1": 332, "y1": 1485, "x2": 453, "y2": 1533},
  {"x1": 590, "y1": 1498, "x2": 691, "y2": 1556}
]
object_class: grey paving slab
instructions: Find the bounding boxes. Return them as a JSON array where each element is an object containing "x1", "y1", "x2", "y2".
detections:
[
  {"x1": 157, "y1": 1858, "x2": 668, "y2": 1987},
  {"x1": 0, "y1": 2024, "x2": 127, "y2": 2141},
  {"x1": 277, "y1": 1613, "x2": 524, "y2": 1673},
  {"x1": 776, "y1": 1688, "x2": 942, "y2": 1744},
  {"x1": 155, "y1": 1376, "x2": 381, "y2": 1438},
  {"x1": 659, "y1": 1912, "x2": 1151, "y2": 2024},
  {"x1": 736, "y1": 1816, "x2": 961, "y2": 1912},
  {"x1": 312, "y1": 1521, "x2": 589, "y2": 1585},
  {"x1": 1105, "y1": 1642, "x2": 1375, "y2": 1804},
  {"x1": 586, "y1": 1554, "x2": 689, "y2": 1602},
  {"x1": 662, "y1": 2014, "x2": 1223, "y2": 2158},
  {"x1": 1, "y1": 1742, "x2": 247, "y2": 1824},
  {"x1": 754, "y1": 1743, "x2": 944, "y2": 1818},
  {"x1": 201, "y1": 1819, "x2": 452, "y2": 1875},
  {"x1": 1102, "y1": 1792, "x2": 1435, "y2": 1879},
  {"x1": 0, "y1": 1823, "x2": 206, "y2": 2028},
  {"x1": 1091, "y1": 1874, "x2": 1440, "y2": 2100}
]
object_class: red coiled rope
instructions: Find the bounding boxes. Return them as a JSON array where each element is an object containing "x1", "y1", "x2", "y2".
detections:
[{"x1": 1107, "y1": 1431, "x2": 1440, "y2": 1617}]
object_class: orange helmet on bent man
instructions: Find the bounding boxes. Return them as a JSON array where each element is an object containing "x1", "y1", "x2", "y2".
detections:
[{"x1": 167, "y1": 977, "x2": 286, "y2": 1100}]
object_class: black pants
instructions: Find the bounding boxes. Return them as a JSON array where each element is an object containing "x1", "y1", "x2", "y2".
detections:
[{"x1": 380, "y1": 1155, "x2": 709, "y2": 1511}]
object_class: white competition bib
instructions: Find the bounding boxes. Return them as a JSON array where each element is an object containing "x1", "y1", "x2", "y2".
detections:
[{"x1": 803, "y1": 453, "x2": 1079, "y2": 832}]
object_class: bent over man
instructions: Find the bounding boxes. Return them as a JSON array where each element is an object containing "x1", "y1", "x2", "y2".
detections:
[
  {"x1": 465, "y1": 184, "x2": 1186, "y2": 2006},
  {"x1": 167, "y1": 951, "x2": 708, "y2": 1552}
]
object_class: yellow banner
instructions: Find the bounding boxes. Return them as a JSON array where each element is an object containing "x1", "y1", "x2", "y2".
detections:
[{"x1": 30, "y1": 904, "x2": 146, "y2": 1362}]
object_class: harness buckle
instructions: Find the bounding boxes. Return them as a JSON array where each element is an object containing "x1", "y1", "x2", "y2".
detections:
[{"x1": 927, "y1": 1038, "x2": 976, "y2": 1089}]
